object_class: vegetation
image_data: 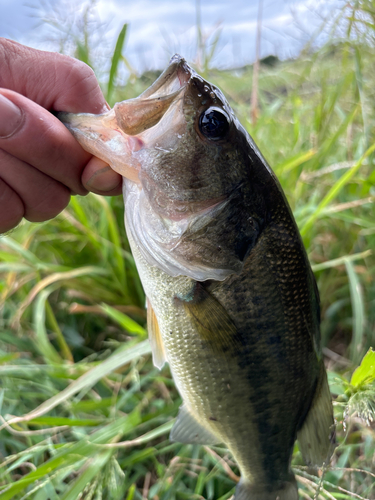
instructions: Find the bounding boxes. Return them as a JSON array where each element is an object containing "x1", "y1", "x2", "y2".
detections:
[{"x1": 1, "y1": 1, "x2": 375, "y2": 498}]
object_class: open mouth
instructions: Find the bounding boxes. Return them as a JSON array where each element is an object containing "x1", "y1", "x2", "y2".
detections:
[{"x1": 59, "y1": 55, "x2": 192, "y2": 183}]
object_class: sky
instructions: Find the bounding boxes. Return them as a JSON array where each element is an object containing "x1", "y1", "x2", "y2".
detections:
[{"x1": 0, "y1": 0, "x2": 342, "y2": 74}]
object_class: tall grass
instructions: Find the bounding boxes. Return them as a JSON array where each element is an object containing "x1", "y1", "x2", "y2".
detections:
[{"x1": 1, "y1": 2, "x2": 375, "y2": 498}]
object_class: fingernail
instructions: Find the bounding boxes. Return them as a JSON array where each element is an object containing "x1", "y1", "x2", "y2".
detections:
[
  {"x1": 86, "y1": 165, "x2": 122, "y2": 192},
  {"x1": 0, "y1": 94, "x2": 24, "y2": 138}
]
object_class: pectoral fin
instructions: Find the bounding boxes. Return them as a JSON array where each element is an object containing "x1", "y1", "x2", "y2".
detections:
[
  {"x1": 175, "y1": 283, "x2": 242, "y2": 353},
  {"x1": 170, "y1": 404, "x2": 221, "y2": 445},
  {"x1": 147, "y1": 298, "x2": 167, "y2": 369},
  {"x1": 297, "y1": 364, "x2": 336, "y2": 466}
]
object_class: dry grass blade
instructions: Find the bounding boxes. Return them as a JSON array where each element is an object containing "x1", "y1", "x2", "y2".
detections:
[
  {"x1": 300, "y1": 160, "x2": 361, "y2": 181},
  {"x1": 296, "y1": 475, "x2": 334, "y2": 500},
  {"x1": 11, "y1": 266, "x2": 108, "y2": 328},
  {"x1": 142, "y1": 471, "x2": 151, "y2": 500},
  {"x1": 0, "y1": 415, "x2": 69, "y2": 436},
  {"x1": 322, "y1": 480, "x2": 371, "y2": 500},
  {"x1": 69, "y1": 303, "x2": 146, "y2": 318},
  {"x1": 331, "y1": 467, "x2": 375, "y2": 479},
  {"x1": 325, "y1": 196, "x2": 375, "y2": 213},
  {"x1": 203, "y1": 447, "x2": 240, "y2": 483}
]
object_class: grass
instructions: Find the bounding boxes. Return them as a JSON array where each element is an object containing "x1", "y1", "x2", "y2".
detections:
[{"x1": 1, "y1": 3, "x2": 375, "y2": 499}]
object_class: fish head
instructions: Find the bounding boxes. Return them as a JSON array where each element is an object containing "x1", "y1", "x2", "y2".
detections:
[{"x1": 60, "y1": 55, "x2": 271, "y2": 281}]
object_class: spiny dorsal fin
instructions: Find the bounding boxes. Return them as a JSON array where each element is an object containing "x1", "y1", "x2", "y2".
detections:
[
  {"x1": 170, "y1": 404, "x2": 221, "y2": 445},
  {"x1": 147, "y1": 298, "x2": 167, "y2": 369},
  {"x1": 297, "y1": 363, "x2": 336, "y2": 466}
]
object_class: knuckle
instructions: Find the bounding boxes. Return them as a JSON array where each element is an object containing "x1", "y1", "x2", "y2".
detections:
[
  {"x1": 26, "y1": 184, "x2": 71, "y2": 222},
  {"x1": 0, "y1": 178, "x2": 24, "y2": 232},
  {"x1": 56, "y1": 56, "x2": 103, "y2": 112},
  {"x1": 46, "y1": 185, "x2": 71, "y2": 217},
  {"x1": 64, "y1": 56, "x2": 95, "y2": 86},
  {"x1": 0, "y1": 39, "x2": 23, "y2": 88}
]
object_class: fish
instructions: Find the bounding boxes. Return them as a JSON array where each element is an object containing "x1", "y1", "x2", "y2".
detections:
[{"x1": 60, "y1": 54, "x2": 335, "y2": 500}]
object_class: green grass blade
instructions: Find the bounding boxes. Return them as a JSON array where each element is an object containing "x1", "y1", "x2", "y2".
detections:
[
  {"x1": 0, "y1": 263, "x2": 31, "y2": 272},
  {"x1": 311, "y1": 250, "x2": 371, "y2": 272},
  {"x1": 0, "y1": 412, "x2": 141, "y2": 499},
  {"x1": 95, "y1": 195, "x2": 127, "y2": 292},
  {"x1": 301, "y1": 142, "x2": 375, "y2": 237},
  {"x1": 354, "y1": 46, "x2": 370, "y2": 150},
  {"x1": 310, "y1": 102, "x2": 358, "y2": 171},
  {"x1": 75, "y1": 40, "x2": 91, "y2": 67},
  {"x1": 101, "y1": 420, "x2": 174, "y2": 449},
  {"x1": 274, "y1": 149, "x2": 316, "y2": 175},
  {"x1": 68, "y1": 197, "x2": 94, "y2": 234},
  {"x1": 45, "y1": 299, "x2": 73, "y2": 362},
  {"x1": 0, "y1": 340, "x2": 151, "y2": 430},
  {"x1": 345, "y1": 259, "x2": 365, "y2": 364},
  {"x1": 60, "y1": 451, "x2": 113, "y2": 500},
  {"x1": 33, "y1": 287, "x2": 63, "y2": 364},
  {"x1": 107, "y1": 24, "x2": 128, "y2": 101},
  {"x1": 125, "y1": 484, "x2": 137, "y2": 500},
  {"x1": 28, "y1": 416, "x2": 104, "y2": 427},
  {"x1": 0, "y1": 237, "x2": 43, "y2": 267},
  {"x1": 99, "y1": 303, "x2": 146, "y2": 336}
]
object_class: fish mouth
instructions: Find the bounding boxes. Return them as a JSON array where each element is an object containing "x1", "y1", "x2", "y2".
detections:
[
  {"x1": 113, "y1": 54, "x2": 191, "y2": 136},
  {"x1": 59, "y1": 54, "x2": 192, "y2": 183}
]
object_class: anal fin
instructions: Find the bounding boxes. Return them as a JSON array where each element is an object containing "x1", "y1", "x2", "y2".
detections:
[
  {"x1": 147, "y1": 298, "x2": 167, "y2": 369},
  {"x1": 170, "y1": 404, "x2": 221, "y2": 445},
  {"x1": 297, "y1": 364, "x2": 336, "y2": 466}
]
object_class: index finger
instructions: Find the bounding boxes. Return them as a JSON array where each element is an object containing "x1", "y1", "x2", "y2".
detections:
[{"x1": 0, "y1": 89, "x2": 91, "y2": 196}]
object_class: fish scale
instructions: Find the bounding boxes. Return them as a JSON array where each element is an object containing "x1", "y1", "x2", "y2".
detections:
[{"x1": 60, "y1": 54, "x2": 335, "y2": 500}]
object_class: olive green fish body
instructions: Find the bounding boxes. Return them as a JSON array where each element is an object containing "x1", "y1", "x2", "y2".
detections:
[
  {"x1": 125, "y1": 171, "x2": 322, "y2": 497},
  {"x1": 60, "y1": 55, "x2": 335, "y2": 500}
]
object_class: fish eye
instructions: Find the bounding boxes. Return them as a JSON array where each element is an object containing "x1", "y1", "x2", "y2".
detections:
[{"x1": 199, "y1": 107, "x2": 229, "y2": 140}]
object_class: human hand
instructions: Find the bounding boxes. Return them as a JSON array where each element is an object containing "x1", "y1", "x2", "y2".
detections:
[{"x1": 0, "y1": 38, "x2": 122, "y2": 233}]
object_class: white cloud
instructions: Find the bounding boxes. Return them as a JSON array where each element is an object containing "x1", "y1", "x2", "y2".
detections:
[{"x1": 1, "y1": 0, "x2": 342, "y2": 72}]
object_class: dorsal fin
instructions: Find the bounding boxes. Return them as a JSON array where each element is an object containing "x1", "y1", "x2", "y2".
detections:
[{"x1": 147, "y1": 298, "x2": 167, "y2": 369}]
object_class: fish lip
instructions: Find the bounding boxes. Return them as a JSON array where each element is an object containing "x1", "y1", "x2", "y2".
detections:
[{"x1": 138, "y1": 54, "x2": 193, "y2": 100}]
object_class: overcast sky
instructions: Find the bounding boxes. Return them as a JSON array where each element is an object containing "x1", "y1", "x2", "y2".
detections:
[{"x1": 1, "y1": 0, "x2": 342, "y2": 73}]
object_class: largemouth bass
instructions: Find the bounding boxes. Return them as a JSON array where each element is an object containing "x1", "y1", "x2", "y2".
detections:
[{"x1": 60, "y1": 55, "x2": 335, "y2": 500}]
